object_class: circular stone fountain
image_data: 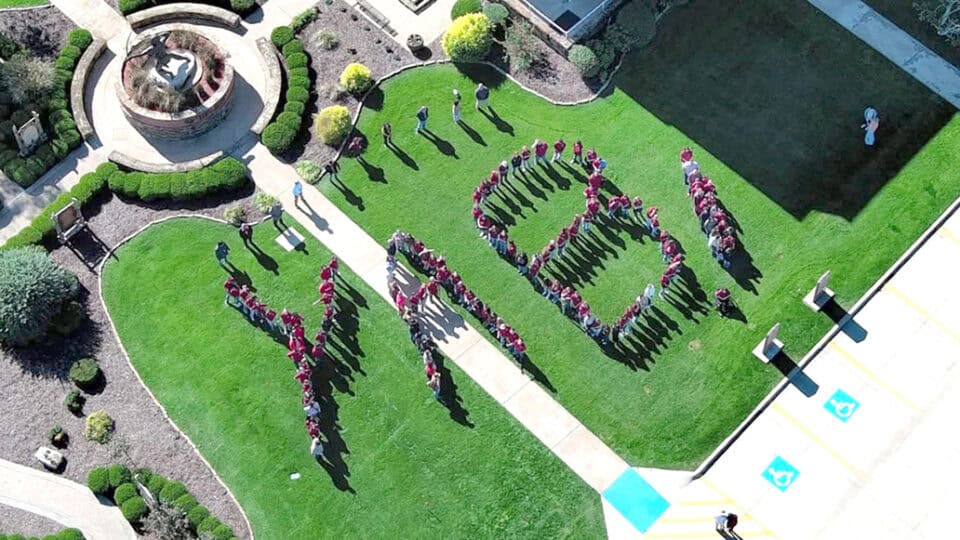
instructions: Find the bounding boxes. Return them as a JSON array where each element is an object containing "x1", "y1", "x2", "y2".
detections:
[{"x1": 117, "y1": 28, "x2": 235, "y2": 139}]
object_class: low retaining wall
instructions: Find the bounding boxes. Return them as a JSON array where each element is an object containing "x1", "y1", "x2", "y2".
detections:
[
  {"x1": 108, "y1": 149, "x2": 223, "y2": 173},
  {"x1": 126, "y1": 2, "x2": 241, "y2": 30},
  {"x1": 251, "y1": 38, "x2": 281, "y2": 135},
  {"x1": 71, "y1": 38, "x2": 108, "y2": 142}
]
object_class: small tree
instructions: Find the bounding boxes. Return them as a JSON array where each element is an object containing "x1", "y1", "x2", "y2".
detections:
[
  {"x1": 0, "y1": 247, "x2": 78, "y2": 346},
  {"x1": 0, "y1": 52, "x2": 56, "y2": 106},
  {"x1": 503, "y1": 20, "x2": 541, "y2": 72},
  {"x1": 915, "y1": 0, "x2": 960, "y2": 45},
  {"x1": 142, "y1": 501, "x2": 192, "y2": 540}
]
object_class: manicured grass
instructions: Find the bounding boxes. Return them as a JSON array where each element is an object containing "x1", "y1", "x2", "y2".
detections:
[
  {"x1": 318, "y1": 0, "x2": 960, "y2": 470},
  {"x1": 0, "y1": 0, "x2": 47, "y2": 7},
  {"x1": 102, "y1": 218, "x2": 603, "y2": 539}
]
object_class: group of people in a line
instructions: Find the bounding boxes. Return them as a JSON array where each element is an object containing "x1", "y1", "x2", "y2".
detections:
[
  {"x1": 222, "y1": 257, "x2": 341, "y2": 459},
  {"x1": 679, "y1": 147, "x2": 738, "y2": 269}
]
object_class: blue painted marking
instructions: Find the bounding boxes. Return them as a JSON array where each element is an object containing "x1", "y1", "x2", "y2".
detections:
[
  {"x1": 762, "y1": 456, "x2": 799, "y2": 492},
  {"x1": 824, "y1": 388, "x2": 860, "y2": 422},
  {"x1": 601, "y1": 469, "x2": 670, "y2": 533}
]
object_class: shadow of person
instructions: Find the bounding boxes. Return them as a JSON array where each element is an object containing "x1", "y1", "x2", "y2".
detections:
[
  {"x1": 247, "y1": 241, "x2": 279, "y2": 275},
  {"x1": 421, "y1": 129, "x2": 459, "y2": 158},
  {"x1": 479, "y1": 106, "x2": 514, "y2": 136},
  {"x1": 358, "y1": 157, "x2": 387, "y2": 182},
  {"x1": 431, "y1": 351, "x2": 473, "y2": 427},
  {"x1": 329, "y1": 175, "x2": 365, "y2": 211},
  {"x1": 456, "y1": 120, "x2": 486, "y2": 146},
  {"x1": 387, "y1": 142, "x2": 419, "y2": 170}
]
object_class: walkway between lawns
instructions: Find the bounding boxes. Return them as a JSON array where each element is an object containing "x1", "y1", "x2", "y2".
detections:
[
  {"x1": 0, "y1": 458, "x2": 136, "y2": 540},
  {"x1": 242, "y1": 144, "x2": 687, "y2": 537},
  {"x1": 809, "y1": 0, "x2": 960, "y2": 109}
]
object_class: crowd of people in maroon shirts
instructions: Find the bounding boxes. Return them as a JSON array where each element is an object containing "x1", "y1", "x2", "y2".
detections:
[
  {"x1": 222, "y1": 257, "x2": 340, "y2": 450},
  {"x1": 679, "y1": 147, "x2": 738, "y2": 269},
  {"x1": 386, "y1": 231, "x2": 530, "y2": 373}
]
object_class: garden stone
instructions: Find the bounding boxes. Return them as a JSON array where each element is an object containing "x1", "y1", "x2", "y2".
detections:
[{"x1": 13, "y1": 111, "x2": 46, "y2": 158}]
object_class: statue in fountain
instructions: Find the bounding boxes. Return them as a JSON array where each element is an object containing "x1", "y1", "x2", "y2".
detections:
[{"x1": 128, "y1": 32, "x2": 198, "y2": 91}]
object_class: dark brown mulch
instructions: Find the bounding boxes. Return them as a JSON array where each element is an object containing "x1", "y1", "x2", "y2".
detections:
[
  {"x1": 0, "y1": 4, "x2": 75, "y2": 58},
  {"x1": 486, "y1": 40, "x2": 607, "y2": 103},
  {"x1": 0, "y1": 189, "x2": 257, "y2": 540}
]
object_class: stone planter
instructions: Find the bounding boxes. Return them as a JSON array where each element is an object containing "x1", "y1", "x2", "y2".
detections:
[{"x1": 406, "y1": 34, "x2": 424, "y2": 52}]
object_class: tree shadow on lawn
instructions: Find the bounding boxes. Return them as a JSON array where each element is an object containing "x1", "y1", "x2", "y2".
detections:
[{"x1": 616, "y1": 0, "x2": 955, "y2": 220}]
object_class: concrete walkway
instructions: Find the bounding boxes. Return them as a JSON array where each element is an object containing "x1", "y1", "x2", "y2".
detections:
[
  {"x1": 50, "y1": 0, "x2": 131, "y2": 52},
  {"x1": 0, "y1": 459, "x2": 136, "y2": 540},
  {"x1": 808, "y1": 0, "x2": 960, "y2": 109}
]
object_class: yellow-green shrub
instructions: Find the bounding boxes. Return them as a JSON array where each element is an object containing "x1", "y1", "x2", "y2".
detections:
[
  {"x1": 338, "y1": 63, "x2": 373, "y2": 95},
  {"x1": 314, "y1": 105, "x2": 351, "y2": 146},
  {"x1": 442, "y1": 13, "x2": 492, "y2": 62}
]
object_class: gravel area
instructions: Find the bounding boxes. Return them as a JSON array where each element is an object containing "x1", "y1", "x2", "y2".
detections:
[
  {"x1": 0, "y1": 188, "x2": 257, "y2": 539},
  {"x1": 0, "y1": 4, "x2": 75, "y2": 58},
  {"x1": 0, "y1": 503, "x2": 64, "y2": 537}
]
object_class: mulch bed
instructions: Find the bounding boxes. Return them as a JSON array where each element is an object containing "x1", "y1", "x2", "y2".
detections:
[
  {"x1": 287, "y1": 0, "x2": 600, "y2": 165},
  {"x1": 0, "y1": 504, "x2": 63, "y2": 537},
  {"x1": 0, "y1": 189, "x2": 257, "y2": 539},
  {"x1": 0, "y1": 4, "x2": 75, "y2": 58}
]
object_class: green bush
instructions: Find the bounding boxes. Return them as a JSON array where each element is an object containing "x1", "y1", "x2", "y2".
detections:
[
  {"x1": 442, "y1": 13, "x2": 492, "y2": 62},
  {"x1": 71, "y1": 173, "x2": 102, "y2": 204},
  {"x1": 0, "y1": 33, "x2": 19, "y2": 60},
  {"x1": 86, "y1": 466, "x2": 110, "y2": 496},
  {"x1": 120, "y1": 496, "x2": 148, "y2": 523},
  {"x1": 113, "y1": 483, "x2": 138, "y2": 506},
  {"x1": 254, "y1": 192, "x2": 278, "y2": 214},
  {"x1": 230, "y1": 0, "x2": 257, "y2": 15},
  {"x1": 85, "y1": 410, "x2": 114, "y2": 444},
  {"x1": 35, "y1": 145, "x2": 58, "y2": 168},
  {"x1": 64, "y1": 389, "x2": 84, "y2": 414},
  {"x1": 68, "y1": 358, "x2": 99, "y2": 388},
  {"x1": 60, "y1": 45, "x2": 82, "y2": 62},
  {"x1": 107, "y1": 158, "x2": 247, "y2": 200},
  {"x1": 295, "y1": 160, "x2": 323, "y2": 184},
  {"x1": 609, "y1": 0, "x2": 657, "y2": 51},
  {"x1": 271, "y1": 26, "x2": 295, "y2": 47},
  {"x1": 0, "y1": 247, "x2": 77, "y2": 345},
  {"x1": 186, "y1": 505, "x2": 210, "y2": 529},
  {"x1": 291, "y1": 7, "x2": 318, "y2": 32},
  {"x1": 223, "y1": 204, "x2": 245, "y2": 225},
  {"x1": 339, "y1": 63, "x2": 373, "y2": 95},
  {"x1": 315, "y1": 30, "x2": 339, "y2": 50},
  {"x1": 133, "y1": 467, "x2": 152, "y2": 485},
  {"x1": 451, "y1": 0, "x2": 482, "y2": 19},
  {"x1": 50, "y1": 300, "x2": 85, "y2": 336},
  {"x1": 117, "y1": 0, "x2": 149, "y2": 15},
  {"x1": 173, "y1": 494, "x2": 198, "y2": 513},
  {"x1": 49, "y1": 139, "x2": 70, "y2": 159},
  {"x1": 289, "y1": 66, "x2": 310, "y2": 80},
  {"x1": 67, "y1": 29, "x2": 93, "y2": 50},
  {"x1": 261, "y1": 122, "x2": 297, "y2": 154},
  {"x1": 55, "y1": 119, "x2": 77, "y2": 136},
  {"x1": 55, "y1": 56, "x2": 76, "y2": 71},
  {"x1": 568, "y1": 44, "x2": 601, "y2": 78},
  {"x1": 211, "y1": 524, "x2": 235, "y2": 540},
  {"x1": 503, "y1": 19, "x2": 540, "y2": 72},
  {"x1": 197, "y1": 516, "x2": 221, "y2": 536},
  {"x1": 586, "y1": 38, "x2": 615, "y2": 71},
  {"x1": 314, "y1": 105, "x2": 351, "y2": 145},
  {"x1": 283, "y1": 100, "x2": 305, "y2": 116},
  {"x1": 59, "y1": 129, "x2": 83, "y2": 150},
  {"x1": 285, "y1": 52, "x2": 308, "y2": 69},
  {"x1": 286, "y1": 86, "x2": 309, "y2": 104},
  {"x1": 277, "y1": 111, "x2": 302, "y2": 130},
  {"x1": 282, "y1": 40, "x2": 305, "y2": 57},
  {"x1": 108, "y1": 464, "x2": 131, "y2": 489},
  {"x1": 0, "y1": 149, "x2": 17, "y2": 168},
  {"x1": 159, "y1": 481, "x2": 188, "y2": 504},
  {"x1": 146, "y1": 474, "x2": 167, "y2": 498},
  {"x1": 483, "y1": 3, "x2": 509, "y2": 27},
  {"x1": 56, "y1": 529, "x2": 84, "y2": 540},
  {"x1": 1, "y1": 226, "x2": 43, "y2": 250}
]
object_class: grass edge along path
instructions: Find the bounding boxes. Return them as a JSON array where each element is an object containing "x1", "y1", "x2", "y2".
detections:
[
  {"x1": 318, "y1": 62, "x2": 960, "y2": 470},
  {"x1": 102, "y1": 217, "x2": 604, "y2": 539}
]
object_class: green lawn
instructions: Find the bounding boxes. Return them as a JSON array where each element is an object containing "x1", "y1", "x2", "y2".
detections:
[
  {"x1": 0, "y1": 0, "x2": 47, "y2": 7},
  {"x1": 317, "y1": 0, "x2": 960, "y2": 470},
  {"x1": 102, "y1": 218, "x2": 603, "y2": 539}
]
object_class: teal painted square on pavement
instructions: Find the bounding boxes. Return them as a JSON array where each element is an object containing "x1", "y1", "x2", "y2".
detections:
[
  {"x1": 824, "y1": 388, "x2": 860, "y2": 422},
  {"x1": 601, "y1": 469, "x2": 670, "y2": 533}
]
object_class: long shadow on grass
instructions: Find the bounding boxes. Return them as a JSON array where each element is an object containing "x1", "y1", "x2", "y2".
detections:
[{"x1": 615, "y1": 0, "x2": 955, "y2": 220}]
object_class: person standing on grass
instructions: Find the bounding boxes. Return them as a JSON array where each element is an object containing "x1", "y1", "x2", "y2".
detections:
[
  {"x1": 324, "y1": 159, "x2": 340, "y2": 182},
  {"x1": 498, "y1": 160, "x2": 509, "y2": 180},
  {"x1": 571, "y1": 140, "x2": 583, "y2": 164},
  {"x1": 452, "y1": 89, "x2": 462, "y2": 123},
  {"x1": 521, "y1": 145, "x2": 532, "y2": 171},
  {"x1": 293, "y1": 180, "x2": 304, "y2": 208},
  {"x1": 381, "y1": 122, "x2": 392, "y2": 146},
  {"x1": 534, "y1": 139, "x2": 548, "y2": 166},
  {"x1": 215, "y1": 241, "x2": 230, "y2": 268},
  {"x1": 415, "y1": 105, "x2": 429, "y2": 133},
  {"x1": 681, "y1": 147, "x2": 699, "y2": 185},
  {"x1": 239, "y1": 222, "x2": 253, "y2": 246},
  {"x1": 475, "y1": 82, "x2": 490, "y2": 110},
  {"x1": 427, "y1": 371, "x2": 442, "y2": 401},
  {"x1": 552, "y1": 138, "x2": 566, "y2": 162},
  {"x1": 511, "y1": 152, "x2": 522, "y2": 176}
]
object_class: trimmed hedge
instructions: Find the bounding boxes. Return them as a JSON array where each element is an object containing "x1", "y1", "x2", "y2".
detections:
[
  {"x1": 263, "y1": 32, "x2": 313, "y2": 155},
  {"x1": 569, "y1": 44, "x2": 601, "y2": 78},
  {"x1": 67, "y1": 29, "x2": 93, "y2": 50},
  {"x1": 118, "y1": 0, "x2": 254, "y2": 15},
  {"x1": 113, "y1": 483, "x2": 138, "y2": 505},
  {"x1": 174, "y1": 494, "x2": 198, "y2": 513},
  {"x1": 261, "y1": 122, "x2": 297, "y2": 154},
  {"x1": 146, "y1": 474, "x2": 167, "y2": 498},
  {"x1": 282, "y1": 40, "x2": 305, "y2": 56},
  {"x1": 108, "y1": 464, "x2": 132, "y2": 489},
  {"x1": 0, "y1": 529, "x2": 85, "y2": 540},
  {"x1": 86, "y1": 466, "x2": 110, "y2": 496},
  {"x1": 230, "y1": 0, "x2": 257, "y2": 15},
  {"x1": 271, "y1": 26, "x2": 295, "y2": 47},
  {"x1": 291, "y1": 7, "x2": 318, "y2": 32},
  {"x1": 158, "y1": 480, "x2": 188, "y2": 504},
  {"x1": 107, "y1": 157, "x2": 248, "y2": 201},
  {"x1": 285, "y1": 52, "x2": 308, "y2": 69},
  {"x1": 187, "y1": 505, "x2": 210, "y2": 529},
  {"x1": 120, "y1": 497, "x2": 148, "y2": 523}
]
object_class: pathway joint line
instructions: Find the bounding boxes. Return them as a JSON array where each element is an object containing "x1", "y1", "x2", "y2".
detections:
[
  {"x1": 770, "y1": 403, "x2": 866, "y2": 481},
  {"x1": 884, "y1": 284, "x2": 960, "y2": 345},
  {"x1": 828, "y1": 341, "x2": 922, "y2": 413}
]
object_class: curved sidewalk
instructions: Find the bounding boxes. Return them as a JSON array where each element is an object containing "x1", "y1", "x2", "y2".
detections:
[{"x1": 0, "y1": 459, "x2": 136, "y2": 540}]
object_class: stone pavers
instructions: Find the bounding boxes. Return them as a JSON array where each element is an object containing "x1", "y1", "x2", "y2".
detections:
[
  {"x1": 0, "y1": 458, "x2": 136, "y2": 540},
  {"x1": 808, "y1": 0, "x2": 960, "y2": 108}
]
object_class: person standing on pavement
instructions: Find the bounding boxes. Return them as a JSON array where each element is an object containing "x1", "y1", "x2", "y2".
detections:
[{"x1": 293, "y1": 180, "x2": 304, "y2": 208}]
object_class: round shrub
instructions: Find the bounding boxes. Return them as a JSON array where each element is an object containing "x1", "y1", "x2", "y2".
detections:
[
  {"x1": 568, "y1": 44, "x2": 600, "y2": 78},
  {"x1": 57, "y1": 529, "x2": 84, "y2": 540},
  {"x1": 174, "y1": 493, "x2": 198, "y2": 513},
  {"x1": 283, "y1": 100, "x2": 305, "y2": 116},
  {"x1": 339, "y1": 63, "x2": 373, "y2": 95},
  {"x1": 295, "y1": 160, "x2": 323, "y2": 184},
  {"x1": 288, "y1": 75, "x2": 310, "y2": 92},
  {"x1": 120, "y1": 496, "x2": 148, "y2": 523},
  {"x1": 442, "y1": 13, "x2": 492, "y2": 62},
  {"x1": 254, "y1": 192, "x2": 278, "y2": 214},
  {"x1": 159, "y1": 481, "x2": 188, "y2": 504},
  {"x1": 113, "y1": 482, "x2": 138, "y2": 505},
  {"x1": 133, "y1": 467, "x2": 152, "y2": 485},
  {"x1": 230, "y1": 0, "x2": 257, "y2": 15},
  {"x1": 261, "y1": 122, "x2": 297, "y2": 154},
  {"x1": 586, "y1": 38, "x2": 615, "y2": 71},
  {"x1": 67, "y1": 29, "x2": 93, "y2": 50},
  {"x1": 48, "y1": 107, "x2": 72, "y2": 124},
  {"x1": 285, "y1": 52, "x2": 308, "y2": 69},
  {"x1": 0, "y1": 247, "x2": 78, "y2": 346},
  {"x1": 315, "y1": 30, "x2": 339, "y2": 50},
  {"x1": 271, "y1": 26, "x2": 295, "y2": 48},
  {"x1": 64, "y1": 389, "x2": 84, "y2": 414},
  {"x1": 277, "y1": 111, "x2": 302, "y2": 130},
  {"x1": 60, "y1": 45, "x2": 82, "y2": 62},
  {"x1": 289, "y1": 66, "x2": 310, "y2": 80},
  {"x1": 50, "y1": 139, "x2": 69, "y2": 159},
  {"x1": 68, "y1": 358, "x2": 99, "y2": 388},
  {"x1": 86, "y1": 466, "x2": 110, "y2": 495},
  {"x1": 187, "y1": 505, "x2": 210, "y2": 529},
  {"x1": 483, "y1": 3, "x2": 509, "y2": 27},
  {"x1": 59, "y1": 129, "x2": 82, "y2": 150},
  {"x1": 55, "y1": 57, "x2": 76, "y2": 71},
  {"x1": 314, "y1": 105, "x2": 351, "y2": 145},
  {"x1": 282, "y1": 40, "x2": 305, "y2": 57},
  {"x1": 197, "y1": 515, "x2": 221, "y2": 536},
  {"x1": 211, "y1": 524, "x2": 235, "y2": 540},
  {"x1": 84, "y1": 410, "x2": 114, "y2": 444},
  {"x1": 451, "y1": 0, "x2": 482, "y2": 19},
  {"x1": 286, "y1": 86, "x2": 309, "y2": 104},
  {"x1": 117, "y1": 0, "x2": 148, "y2": 15},
  {"x1": 146, "y1": 474, "x2": 167, "y2": 498},
  {"x1": 55, "y1": 119, "x2": 78, "y2": 136},
  {"x1": 108, "y1": 464, "x2": 132, "y2": 489},
  {"x1": 611, "y1": 0, "x2": 657, "y2": 51}
]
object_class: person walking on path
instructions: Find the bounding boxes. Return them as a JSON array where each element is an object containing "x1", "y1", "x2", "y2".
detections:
[
  {"x1": 475, "y1": 82, "x2": 490, "y2": 110},
  {"x1": 381, "y1": 122, "x2": 392, "y2": 146},
  {"x1": 324, "y1": 159, "x2": 340, "y2": 182},
  {"x1": 270, "y1": 201, "x2": 286, "y2": 230},
  {"x1": 415, "y1": 105, "x2": 429, "y2": 133},
  {"x1": 215, "y1": 241, "x2": 231, "y2": 268},
  {"x1": 239, "y1": 222, "x2": 253, "y2": 246},
  {"x1": 293, "y1": 180, "x2": 304, "y2": 208},
  {"x1": 452, "y1": 89, "x2": 462, "y2": 123}
]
